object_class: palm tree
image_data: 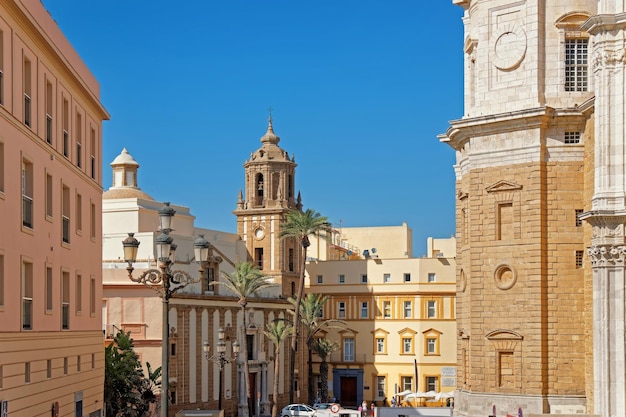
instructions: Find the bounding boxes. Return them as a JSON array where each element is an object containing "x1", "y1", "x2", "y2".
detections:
[
  {"x1": 264, "y1": 319, "x2": 294, "y2": 417},
  {"x1": 280, "y1": 208, "x2": 332, "y2": 403},
  {"x1": 314, "y1": 338, "x2": 339, "y2": 403},
  {"x1": 289, "y1": 293, "x2": 344, "y2": 404},
  {"x1": 213, "y1": 261, "x2": 275, "y2": 416}
]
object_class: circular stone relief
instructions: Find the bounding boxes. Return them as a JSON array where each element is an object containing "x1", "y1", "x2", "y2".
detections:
[
  {"x1": 494, "y1": 263, "x2": 517, "y2": 290},
  {"x1": 493, "y1": 24, "x2": 527, "y2": 70},
  {"x1": 254, "y1": 227, "x2": 265, "y2": 239}
]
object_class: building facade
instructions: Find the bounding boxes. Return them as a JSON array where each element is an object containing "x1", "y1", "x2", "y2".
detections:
[
  {"x1": 440, "y1": 1, "x2": 626, "y2": 416},
  {"x1": 306, "y1": 237, "x2": 456, "y2": 408},
  {"x1": 102, "y1": 120, "x2": 306, "y2": 417},
  {"x1": 0, "y1": 1, "x2": 109, "y2": 416}
]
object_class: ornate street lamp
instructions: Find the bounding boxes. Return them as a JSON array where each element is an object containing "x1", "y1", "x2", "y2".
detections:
[
  {"x1": 122, "y1": 202, "x2": 203, "y2": 417},
  {"x1": 203, "y1": 328, "x2": 241, "y2": 410}
]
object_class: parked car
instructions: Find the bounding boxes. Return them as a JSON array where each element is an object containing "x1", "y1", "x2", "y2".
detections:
[
  {"x1": 281, "y1": 403, "x2": 316, "y2": 417},
  {"x1": 313, "y1": 403, "x2": 335, "y2": 410},
  {"x1": 312, "y1": 406, "x2": 360, "y2": 417}
]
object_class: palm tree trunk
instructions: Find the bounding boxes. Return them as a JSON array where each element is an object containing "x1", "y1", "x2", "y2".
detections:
[
  {"x1": 241, "y1": 303, "x2": 251, "y2": 416},
  {"x1": 289, "y1": 244, "x2": 307, "y2": 404},
  {"x1": 272, "y1": 344, "x2": 280, "y2": 417},
  {"x1": 307, "y1": 337, "x2": 314, "y2": 404}
]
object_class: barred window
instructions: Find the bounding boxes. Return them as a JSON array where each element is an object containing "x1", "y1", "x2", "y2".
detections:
[
  {"x1": 565, "y1": 132, "x2": 581, "y2": 144},
  {"x1": 565, "y1": 39, "x2": 588, "y2": 92}
]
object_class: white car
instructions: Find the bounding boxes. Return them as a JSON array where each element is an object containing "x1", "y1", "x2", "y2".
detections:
[
  {"x1": 281, "y1": 404, "x2": 316, "y2": 417},
  {"x1": 312, "y1": 407, "x2": 360, "y2": 417}
]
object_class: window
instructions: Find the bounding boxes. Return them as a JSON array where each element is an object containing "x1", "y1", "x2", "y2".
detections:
[
  {"x1": 76, "y1": 193, "x2": 82, "y2": 233},
  {"x1": 22, "y1": 260, "x2": 33, "y2": 330},
  {"x1": 62, "y1": 185, "x2": 70, "y2": 244},
  {"x1": 338, "y1": 302, "x2": 346, "y2": 319},
  {"x1": 428, "y1": 273, "x2": 436, "y2": 282},
  {"x1": 360, "y1": 302, "x2": 368, "y2": 319},
  {"x1": 75, "y1": 112, "x2": 82, "y2": 168},
  {"x1": 91, "y1": 353, "x2": 95, "y2": 369},
  {"x1": 22, "y1": 160, "x2": 33, "y2": 228},
  {"x1": 25, "y1": 362, "x2": 30, "y2": 383},
  {"x1": 383, "y1": 273, "x2": 390, "y2": 283},
  {"x1": 565, "y1": 131, "x2": 581, "y2": 144},
  {"x1": 62, "y1": 271, "x2": 70, "y2": 329},
  {"x1": 0, "y1": 29, "x2": 3, "y2": 104},
  {"x1": 23, "y1": 58, "x2": 31, "y2": 127},
  {"x1": 77, "y1": 355, "x2": 81, "y2": 372},
  {"x1": 403, "y1": 301, "x2": 412, "y2": 318},
  {"x1": 498, "y1": 202, "x2": 513, "y2": 240},
  {"x1": 62, "y1": 98, "x2": 69, "y2": 157},
  {"x1": 317, "y1": 275, "x2": 323, "y2": 284},
  {"x1": 401, "y1": 376, "x2": 412, "y2": 392},
  {"x1": 205, "y1": 266, "x2": 215, "y2": 293},
  {"x1": 288, "y1": 248, "x2": 294, "y2": 271},
  {"x1": 376, "y1": 337, "x2": 385, "y2": 353},
  {"x1": 0, "y1": 141, "x2": 4, "y2": 193},
  {"x1": 576, "y1": 250, "x2": 584, "y2": 268},
  {"x1": 339, "y1": 274, "x2": 345, "y2": 284},
  {"x1": 46, "y1": 267, "x2": 53, "y2": 312},
  {"x1": 254, "y1": 247, "x2": 263, "y2": 269},
  {"x1": 427, "y1": 300, "x2": 437, "y2": 318},
  {"x1": 0, "y1": 253, "x2": 4, "y2": 307},
  {"x1": 63, "y1": 357, "x2": 68, "y2": 375},
  {"x1": 75, "y1": 274, "x2": 82, "y2": 314},
  {"x1": 565, "y1": 38, "x2": 588, "y2": 92},
  {"x1": 383, "y1": 301, "x2": 391, "y2": 318},
  {"x1": 90, "y1": 128, "x2": 96, "y2": 179},
  {"x1": 46, "y1": 173, "x2": 53, "y2": 217},
  {"x1": 402, "y1": 337, "x2": 412, "y2": 354},
  {"x1": 426, "y1": 376, "x2": 439, "y2": 392},
  {"x1": 575, "y1": 209, "x2": 583, "y2": 227},
  {"x1": 46, "y1": 80, "x2": 53, "y2": 144},
  {"x1": 361, "y1": 274, "x2": 367, "y2": 284},
  {"x1": 404, "y1": 273, "x2": 411, "y2": 282},
  {"x1": 376, "y1": 376, "x2": 386, "y2": 398},
  {"x1": 90, "y1": 202, "x2": 96, "y2": 239},
  {"x1": 426, "y1": 337, "x2": 437, "y2": 354},
  {"x1": 343, "y1": 337, "x2": 355, "y2": 362},
  {"x1": 47, "y1": 359, "x2": 52, "y2": 379}
]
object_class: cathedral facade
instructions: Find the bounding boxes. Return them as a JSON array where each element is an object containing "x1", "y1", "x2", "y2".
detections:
[{"x1": 441, "y1": 1, "x2": 626, "y2": 416}]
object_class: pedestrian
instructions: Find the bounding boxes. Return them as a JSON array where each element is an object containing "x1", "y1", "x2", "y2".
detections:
[
  {"x1": 370, "y1": 402, "x2": 375, "y2": 416},
  {"x1": 391, "y1": 397, "x2": 396, "y2": 407},
  {"x1": 361, "y1": 400, "x2": 367, "y2": 417}
]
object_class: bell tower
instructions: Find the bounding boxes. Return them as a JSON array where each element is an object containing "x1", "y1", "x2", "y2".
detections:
[{"x1": 233, "y1": 116, "x2": 302, "y2": 297}]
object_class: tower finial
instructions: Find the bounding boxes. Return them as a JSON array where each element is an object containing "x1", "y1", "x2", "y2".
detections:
[{"x1": 267, "y1": 105, "x2": 273, "y2": 126}]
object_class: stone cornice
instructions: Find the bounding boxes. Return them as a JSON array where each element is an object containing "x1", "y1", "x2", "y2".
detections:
[
  {"x1": 440, "y1": 107, "x2": 555, "y2": 150},
  {"x1": 582, "y1": 13, "x2": 626, "y2": 34}
]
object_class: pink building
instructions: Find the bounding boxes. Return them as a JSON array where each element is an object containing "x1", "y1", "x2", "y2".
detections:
[{"x1": 0, "y1": 1, "x2": 108, "y2": 416}]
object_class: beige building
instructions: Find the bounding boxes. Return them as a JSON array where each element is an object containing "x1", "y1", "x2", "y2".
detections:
[
  {"x1": 0, "y1": 1, "x2": 109, "y2": 416},
  {"x1": 306, "y1": 237, "x2": 456, "y2": 408},
  {"x1": 102, "y1": 118, "x2": 307, "y2": 417},
  {"x1": 440, "y1": 1, "x2": 626, "y2": 416}
]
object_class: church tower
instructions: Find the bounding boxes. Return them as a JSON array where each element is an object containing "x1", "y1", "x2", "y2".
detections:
[
  {"x1": 233, "y1": 117, "x2": 302, "y2": 297},
  {"x1": 441, "y1": 1, "x2": 597, "y2": 416}
]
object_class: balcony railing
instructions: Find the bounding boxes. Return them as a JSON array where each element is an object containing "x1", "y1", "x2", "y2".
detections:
[
  {"x1": 62, "y1": 215, "x2": 70, "y2": 243},
  {"x1": 327, "y1": 352, "x2": 367, "y2": 364},
  {"x1": 62, "y1": 303, "x2": 69, "y2": 329},
  {"x1": 22, "y1": 298, "x2": 32, "y2": 330},
  {"x1": 22, "y1": 195, "x2": 33, "y2": 228}
]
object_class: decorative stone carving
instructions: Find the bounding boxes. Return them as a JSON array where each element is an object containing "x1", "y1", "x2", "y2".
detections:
[
  {"x1": 494, "y1": 263, "x2": 517, "y2": 290},
  {"x1": 587, "y1": 245, "x2": 626, "y2": 266}
]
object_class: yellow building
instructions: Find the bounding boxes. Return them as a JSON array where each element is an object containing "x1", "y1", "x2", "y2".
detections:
[
  {"x1": 306, "y1": 237, "x2": 456, "y2": 408},
  {"x1": 0, "y1": 1, "x2": 109, "y2": 416}
]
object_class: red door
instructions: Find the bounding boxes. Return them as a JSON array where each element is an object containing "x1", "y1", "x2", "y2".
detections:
[{"x1": 340, "y1": 376, "x2": 357, "y2": 407}]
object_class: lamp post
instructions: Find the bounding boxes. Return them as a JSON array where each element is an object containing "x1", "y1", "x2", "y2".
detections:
[
  {"x1": 203, "y1": 327, "x2": 240, "y2": 411},
  {"x1": 122, "y1": 202, "x2": 206, "y2": 417}
]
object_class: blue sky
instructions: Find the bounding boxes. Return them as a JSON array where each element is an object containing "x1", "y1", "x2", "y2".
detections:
[{"x1": 42, "y1": 1, "x2": 465, "y2": 257}]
